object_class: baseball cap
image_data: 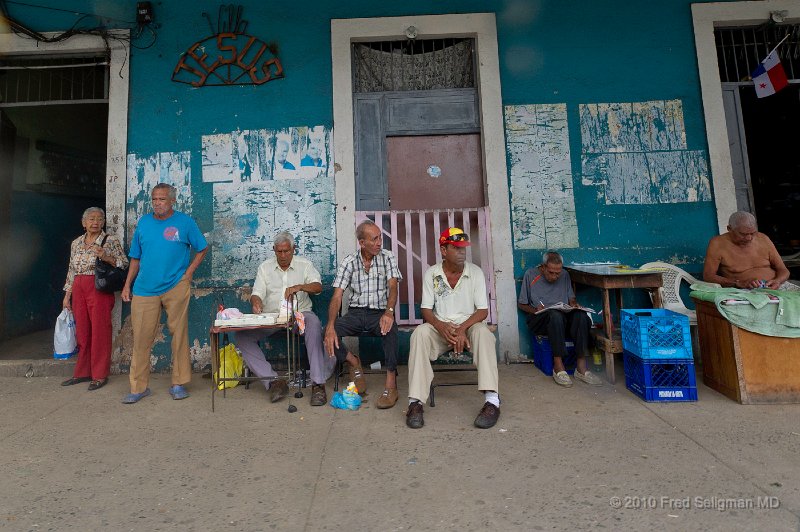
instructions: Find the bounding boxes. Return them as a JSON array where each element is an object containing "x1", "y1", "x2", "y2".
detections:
[{"x1": 439, "y1": 227, "x2": 471, "y2": 247}]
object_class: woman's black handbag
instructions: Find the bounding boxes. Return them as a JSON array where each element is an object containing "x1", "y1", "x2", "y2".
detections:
[{"x1": 94, "y1": 235, "x2": 128, "y2": 293}]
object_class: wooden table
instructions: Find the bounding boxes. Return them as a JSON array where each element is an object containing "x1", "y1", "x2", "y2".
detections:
[
  {"x1": 209, "y1": 321, "x2": 300, "y2": 411},
  {"x1": 565, "y1": 265, "x2": 663, "y2": 383}
]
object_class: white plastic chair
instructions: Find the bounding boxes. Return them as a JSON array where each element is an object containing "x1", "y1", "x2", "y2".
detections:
[
  {"x1": 639, "y1": 261, "x2": 700, "y2": 325},
  {"x1": 781, "y1": 251, "x2": 800, "y2": 268}
]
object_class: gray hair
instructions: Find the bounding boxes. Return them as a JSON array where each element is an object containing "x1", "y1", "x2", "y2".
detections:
[
  {"x1": 273, "y1": 231, "x2": 295, "y2": 248},
  {"x1": 152, "y1": 183, "x2": 177, "y2": 201},
  {"x1": 728, "y1": 211, "x2": 757, "y2": 231},
  {"x1": 542, "y1": 250, "x2": 563, "y2": 266},
  {"x1": 356, "y1": 219, "x2": 378, "y2": 241},
  {"x1": 82, "y1": 207, "x2": 105, "y2": 222}
]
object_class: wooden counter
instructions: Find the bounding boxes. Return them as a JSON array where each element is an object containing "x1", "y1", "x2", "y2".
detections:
[{"x1": 693, "y1": 298, "x2": 800, "y2": 404}]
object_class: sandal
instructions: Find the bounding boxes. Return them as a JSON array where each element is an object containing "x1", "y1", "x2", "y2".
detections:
[
  {"x1": 61, "y1": 376, "x2": 91, "y2": 386},
  {"x1": 88, "y1": 378, "x2": 108, "y2": 391}
]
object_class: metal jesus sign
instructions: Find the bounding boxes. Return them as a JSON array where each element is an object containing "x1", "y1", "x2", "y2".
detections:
[{"x1": 172, "y1": 5, "x2": 284, "y2": 87}]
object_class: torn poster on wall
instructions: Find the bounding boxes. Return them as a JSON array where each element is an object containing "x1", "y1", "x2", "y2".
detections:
[
  {"x1": 201, "y1": 126, "x2": 331, "y2": 183},
  {"x1": 210, "y1": 179, "x2": 336, "y2": 283},
  {"x1": 505, "y1": 104, "x2": 579, "y2": 250},
  {"x1": 125, "y1": 151, "x2": 192, "y2": 243},
  {"x1": 580, "y1": 100, "x2": 711, "y2": 205}
]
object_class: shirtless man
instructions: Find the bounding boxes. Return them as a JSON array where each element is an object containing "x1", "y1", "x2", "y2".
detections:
[{"x1": 703, "y1": 211, "x2": 790, "y2": 290}]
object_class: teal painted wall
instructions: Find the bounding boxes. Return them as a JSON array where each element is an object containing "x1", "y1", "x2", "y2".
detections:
[{"x1": 7, "y1": 0, "x2": 735, "y2": 367}]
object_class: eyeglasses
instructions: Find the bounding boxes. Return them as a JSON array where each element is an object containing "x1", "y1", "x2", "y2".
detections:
[{"x1": 443, "y1": 233, "x2": 469, "y2": 243}]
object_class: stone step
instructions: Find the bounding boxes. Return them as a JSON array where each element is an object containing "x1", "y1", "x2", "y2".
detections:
[{"x1": 0, "y1": 358, "x2": 76, "y2": 378}]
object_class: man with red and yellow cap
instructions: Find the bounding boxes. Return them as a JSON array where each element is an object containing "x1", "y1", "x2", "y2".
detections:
[{"x1": 406, "y1": 227, "x2": 500, "y2": 429}]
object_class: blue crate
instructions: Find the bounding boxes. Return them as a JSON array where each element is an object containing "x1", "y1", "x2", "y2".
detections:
[
  {"x1": 531, "y1": 336, "x2": 576, "y2": 376},
  {"x1": 623, "y1": 350, "x2": 697, "y2": 402},
  {"x1": 621, "y1": 308, "x2": 692, "y2": 360}
]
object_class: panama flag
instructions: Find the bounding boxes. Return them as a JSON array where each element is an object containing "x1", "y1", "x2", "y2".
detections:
[{"x1": 751, "y1": 47, "x2": 789, "y2": 98}]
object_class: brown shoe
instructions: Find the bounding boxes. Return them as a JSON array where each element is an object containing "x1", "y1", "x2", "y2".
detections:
[
  {"x1": 376, "y1": 388, "x2": 398, "y2": 409},
  {"x1": 406, "y1": 401, "x2": 424, "y2": 429},
  {"x1": 310, "y1": 383, "x2": 327, "y2": 406},
  {"x1": 348, "y1": 355, "x2": 367, "y2": 395},
  {"x1": 473, "y1": 402, "x2": 500, "y2": 429},
  {"x1": 269, "y1": 379, "x2": 289, "y2": 403}
]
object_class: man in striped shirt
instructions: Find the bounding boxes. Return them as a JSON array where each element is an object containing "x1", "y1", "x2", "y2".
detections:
[{"x1": 325, "y1": 220, "x2": 403, "y2": 409}]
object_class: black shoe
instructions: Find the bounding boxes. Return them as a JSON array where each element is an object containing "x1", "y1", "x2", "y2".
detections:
[
  {"x1": 406, "y1": 401, "x2": 424, "y2": 429},
  {"x1": 474, "y1": 402, "x2": 500, "y2": 429},
  {"x1": 269, "y1": 379, "x2": 289, "y2": 403},
  {"x1": 310, "y1": 383, "x2": 327, "y2": 406},
  {"x1": 88, "y1": 378, "x2": 108, "y2": 391},
  {"x1": 62, "y1": 376, "x2": 91, "y2": 386}
]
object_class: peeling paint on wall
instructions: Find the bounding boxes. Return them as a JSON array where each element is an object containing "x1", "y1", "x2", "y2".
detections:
[
  {"x1": 580, "y1": 100, "x2": 711, "y2": 205},
  {"x1": 210, "y1": 179, "x2": 336, "y2": 282},
  {"x1": 201, "y1": 133, "x2": 235, "y2": 182},
  {"x1": 125, "y1": 151, "x2": 193, "y2": 242},
  {"x1": 190, "y1": 338, "x2": 211, "y2": 370},
  {"x1": 505, "y1": 103, "x2": 579, "y2": 250},
  {"x1": 201, "y1": 126, "x2": 332, "y2": 183}
]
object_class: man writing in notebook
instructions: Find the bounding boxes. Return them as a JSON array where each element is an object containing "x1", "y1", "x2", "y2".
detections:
[{"x1": 518, "y1": 251, "x2": 602, "y2": 387}]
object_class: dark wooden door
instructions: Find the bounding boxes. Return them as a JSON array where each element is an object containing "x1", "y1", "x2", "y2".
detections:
[
  {"x1": 0, "y1": 111, "x2": 16, "y2": 338},
  {"x1": 386, "y1": 133, "x2": 484, "y2": 210}
]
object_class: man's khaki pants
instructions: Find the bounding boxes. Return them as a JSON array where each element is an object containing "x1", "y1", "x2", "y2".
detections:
[
  {"x1": 129, "y1": 278, "x2": 191, "y2": 393},
  {"x1": 408, "y1": 322, "x2": 499, "y2": 404}
]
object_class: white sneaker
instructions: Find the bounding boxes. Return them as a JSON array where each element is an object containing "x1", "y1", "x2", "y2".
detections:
[
  {"x1": 574, "y1": 369, "x2": 603, "y2": 386},
  {"x1": 553, "y1": 370, "x2": 573, "y2": 387}
]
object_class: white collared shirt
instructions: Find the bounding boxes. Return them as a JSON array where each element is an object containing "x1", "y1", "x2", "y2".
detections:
[
  {"x1": 251, "y1": 256, "x2": 321, "y2": 313},
  {"x1": 421, "y1": 262, "x2": 488, "y2": 325}
]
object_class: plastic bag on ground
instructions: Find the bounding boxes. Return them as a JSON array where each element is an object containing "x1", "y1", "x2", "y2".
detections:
[
  {"x1": 214, "y1": 343, "x2": 243, "y2": 390},
  {"x1": 330, "y1": 387, "x2": 362, "y2": 410},
  {"x1": 54, "y1": 308, "x2": 78, "y2": 359}
]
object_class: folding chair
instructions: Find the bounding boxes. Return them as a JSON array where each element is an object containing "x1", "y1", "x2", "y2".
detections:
[{"x1": 428, "y1": 350, "x2": 478, "y2": 407}]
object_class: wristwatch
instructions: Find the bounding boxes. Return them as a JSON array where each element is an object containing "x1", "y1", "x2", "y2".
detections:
[{"x1": 386, "y1": 307, "x2": 394, "y2": 313}]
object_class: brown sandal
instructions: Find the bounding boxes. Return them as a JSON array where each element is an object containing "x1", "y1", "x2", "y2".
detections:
[{"x1": 88, "y1": 378, "x2": 108, "y2": 391}]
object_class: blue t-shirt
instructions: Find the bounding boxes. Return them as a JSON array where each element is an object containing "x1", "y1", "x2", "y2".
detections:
[{"x1": 129, "y1": 211, "x2": 207, "y2": 296}]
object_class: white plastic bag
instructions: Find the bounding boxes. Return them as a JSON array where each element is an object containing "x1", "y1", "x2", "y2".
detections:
[{"x1": 54, "y1": 308, "x2": 78, "y2": 359}]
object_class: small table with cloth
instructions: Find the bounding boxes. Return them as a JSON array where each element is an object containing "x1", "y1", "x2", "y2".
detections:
[
  {"x1": 690, "y1": 284, "x2": 800, "y2": 404},
  {"x1": 209, "y1": 316, "x2": 300, "y2": 412}
]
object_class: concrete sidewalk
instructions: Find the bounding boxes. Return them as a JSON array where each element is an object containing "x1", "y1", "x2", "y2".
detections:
[{"x1": 1, "y1": 364, "x2": 798, "y2": 531}]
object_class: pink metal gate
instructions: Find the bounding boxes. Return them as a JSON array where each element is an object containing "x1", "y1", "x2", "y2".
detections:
[{"x1": 355, "y1": 207, "x2": 496, "y2": 325}]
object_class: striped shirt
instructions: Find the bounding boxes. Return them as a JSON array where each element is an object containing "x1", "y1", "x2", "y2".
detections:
[{"x1": 332, "y1": 249, "x2": 402, "y2": 310}]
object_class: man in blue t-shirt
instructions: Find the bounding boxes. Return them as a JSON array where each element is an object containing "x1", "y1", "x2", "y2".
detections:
[
  {"x1": 518, "y1": 251, "x2": 602, "y2": 388},
  {"x1": 121, "y1": 183, "x2": 208, "y2": 403}
]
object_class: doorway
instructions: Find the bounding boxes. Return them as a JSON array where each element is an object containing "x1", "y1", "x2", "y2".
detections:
[
  {"x1": 0, "y1": 56, "x2": 109, "y2": 359},
  {"x1": 715, "y1": 23, "x2": 800, "y2": 267},
  {"x1": 331, "y1": 14, "x2": 519, "y2": 357},
  {"x1": 739, "y1": 85, "x2": 800, "y2": 254},
  {"x1": 351, "y1": 38, "x2": 492, "y2": 323}
]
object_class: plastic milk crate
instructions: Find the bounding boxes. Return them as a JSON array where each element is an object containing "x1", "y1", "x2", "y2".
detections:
[
  {"x1": 531, "y1": 336, "x2": 576, "y2": 376},
  {"x1": 621, "y1": 309, "x2": 692, "y2": 360},
  {"x1": 623, "y1": 350, "x2": 698, "y2": 402}
]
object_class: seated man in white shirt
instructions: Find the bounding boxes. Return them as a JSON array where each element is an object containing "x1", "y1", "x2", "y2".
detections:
[
  {"x1": 236, "y1": 231, "x2": 334, "y2": 405},
  {"x1": 406, "y1": 228, "x2": 500, "y2": 430}
]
